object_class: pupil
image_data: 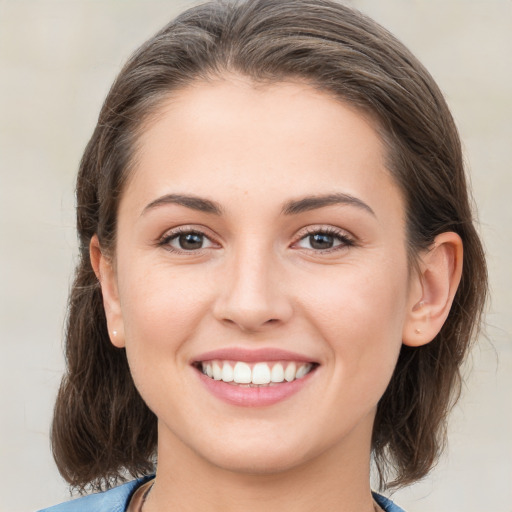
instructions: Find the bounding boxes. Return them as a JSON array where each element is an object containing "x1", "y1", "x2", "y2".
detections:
[
  {"x1": 310, "y1": 233, "x2": 333, "y2": 249},
  {"x1": 179, "y1": 233, "x2": 203, "y2": 250}
]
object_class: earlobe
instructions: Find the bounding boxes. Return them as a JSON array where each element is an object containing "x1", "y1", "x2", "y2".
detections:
[
  {"x1": 90, "y1": 235, "x2": 126, "y2": 348},
  {"x1": 403, "y1": 232, "x2": 463, "y2": 347}
]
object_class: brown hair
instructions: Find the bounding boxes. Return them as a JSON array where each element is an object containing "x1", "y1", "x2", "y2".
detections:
[{"x1": 52, "y1": 0, "x2": 487, "y2": 492}]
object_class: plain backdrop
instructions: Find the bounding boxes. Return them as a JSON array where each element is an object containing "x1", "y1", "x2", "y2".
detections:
[{"x1": 1, "y1": 1, "x2": 511, "y2": 511}]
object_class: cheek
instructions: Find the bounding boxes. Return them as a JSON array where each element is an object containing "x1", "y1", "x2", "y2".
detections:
[
  {"x1": 118, "y1": 261, "x2": 213, "y2": 359},
  {"x1": 116, "y1": 264, "x2": 214, "y2": 415},
  {"x1": 302, "y1": 257, "x2": 408, "y2": 333},
  {"x1": 300, "y1": 260, "x2": 408, "y2": 396}
]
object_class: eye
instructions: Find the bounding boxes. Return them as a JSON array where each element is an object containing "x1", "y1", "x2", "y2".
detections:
[
  {"x1": 159, "y1": 228, "x2": 216, "y2": 252},
  {"x1": 294, "y1": 228, "x2": 354, "y2": 252}
]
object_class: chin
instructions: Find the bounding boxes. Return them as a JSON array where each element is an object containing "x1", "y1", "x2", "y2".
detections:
[
  {"x1": 185, "y1": 428, "x2": 322, "y2": 476},
  {"x1": 205, "y1": 448, "x2": 310, "y2": 476}
]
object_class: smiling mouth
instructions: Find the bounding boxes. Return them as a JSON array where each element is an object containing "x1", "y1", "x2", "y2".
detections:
[{"x1": 194, "y1": 360, "x2": 317, "y2": 386}]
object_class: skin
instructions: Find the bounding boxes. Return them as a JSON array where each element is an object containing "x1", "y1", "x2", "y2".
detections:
[{"x1": 91, "y1": 77, "x2": 463, "y2": 512}]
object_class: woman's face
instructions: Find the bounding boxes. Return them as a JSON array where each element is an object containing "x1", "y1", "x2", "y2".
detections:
[{"x1": 104, "y1": 78, "x2": 420, "y2": 474}]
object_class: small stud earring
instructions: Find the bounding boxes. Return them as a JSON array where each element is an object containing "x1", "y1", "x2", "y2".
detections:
[
  {"x1": 414, "y1": 328, "x2": 421, "y2": 335},
  {"x1": 112, "y1": 330, "x2": 118, "y2": 337}
]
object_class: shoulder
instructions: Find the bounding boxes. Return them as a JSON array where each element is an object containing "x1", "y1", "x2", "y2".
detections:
[
  {"x1": 373, "y1": 492, "x2": 407, "y2": 512},
  {"x1": 37, "y1": 477, "x2": 153, "y2": 512}
]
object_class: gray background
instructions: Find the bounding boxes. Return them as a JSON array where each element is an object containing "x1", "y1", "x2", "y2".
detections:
[{"x1": 1, "y1": 1, "x2": 511, "y2": 511}]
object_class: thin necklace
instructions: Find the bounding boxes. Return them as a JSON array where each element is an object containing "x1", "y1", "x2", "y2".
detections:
[{"x1": 138, "y1": 481, "x2": 154, "y2": 512}]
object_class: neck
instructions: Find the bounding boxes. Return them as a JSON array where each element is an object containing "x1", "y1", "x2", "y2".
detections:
[{"x1": 145, "y1": 415, "x2": 378, "y2": 512}]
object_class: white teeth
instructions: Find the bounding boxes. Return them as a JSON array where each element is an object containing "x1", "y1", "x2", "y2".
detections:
[
  {"x1": 212, "y1": 361, "x2": 222, "y2": 380},
  {"x1": 296, "y1": 364, "x2": 311, "y2": 379},
  {"x1": 221, "y1": 362, "x2": 234, "y2": 382},
  {"x1": 270, "y1": 363, "x2": 284, "y2": 383},
  {"x1": 284, "y1": 362, "x2": 297, "y2": 382},
  {"x1": 252, "y1": 363, "x2": 271, "y2": 384},
  {"x1": 201, "y1": 360, "x2": 314, "y2": 385},
  {"x1": 233, "y1": 362, "x2": 252, "y2": 384}
]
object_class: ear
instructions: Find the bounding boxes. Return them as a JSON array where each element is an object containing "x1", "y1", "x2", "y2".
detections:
[
  {"x1": 90, "y1": 235, "x2": 125, "y2": 348},
  {"x1": 402, "y1": 232, "x2": 463, "y2": 347}
]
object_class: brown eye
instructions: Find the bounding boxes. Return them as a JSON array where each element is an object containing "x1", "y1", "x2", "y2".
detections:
[
  {"x1": 295, "y1": 229, "x2": 354, "y2": 252},
  {"x1": 177, "y1": 233, "x2": 204, "y2": 250},
  {"x1": 163, "y1": 230, "x2": 215, "y2": 252},
  {"x1": 309, "y1": 233, "x2": 335, "y2": 250}
]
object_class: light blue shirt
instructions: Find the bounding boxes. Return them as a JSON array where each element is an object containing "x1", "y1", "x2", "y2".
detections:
[
  {"x1": 37, "y1": 477, "x2": 406, "y2": 512},
  {"x1": 37, "y1": 477, "x2": 152, "y2": 512}
]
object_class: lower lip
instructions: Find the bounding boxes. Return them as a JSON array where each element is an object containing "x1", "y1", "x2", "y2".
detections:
[{"x1": 196, "y1": 369, "x2": 316, "y2": 407}]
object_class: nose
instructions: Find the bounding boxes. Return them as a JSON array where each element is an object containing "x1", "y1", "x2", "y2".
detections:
[{"x1": 212, "y1": 243, "x2": 293, "y2": 333}]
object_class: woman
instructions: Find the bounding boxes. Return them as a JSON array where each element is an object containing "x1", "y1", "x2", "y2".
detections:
[{"x1": 39, "y1": 0, "x2": 487, "y2": 511}]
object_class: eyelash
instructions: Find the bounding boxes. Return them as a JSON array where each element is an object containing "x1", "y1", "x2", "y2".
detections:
[
  {"x1": 293, "y1": 226, "x2": 355, "y2": 253},
  {"x1": 157, "y1": 227, "x2": 216, "y2": 254},
  {"x1": 157, "y1": 226, "x2": 355, "y2": 254}
]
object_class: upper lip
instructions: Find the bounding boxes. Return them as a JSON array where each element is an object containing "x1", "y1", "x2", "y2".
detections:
[{"x1": 192, "y1": 347, "x2": 318, "y2": 364}]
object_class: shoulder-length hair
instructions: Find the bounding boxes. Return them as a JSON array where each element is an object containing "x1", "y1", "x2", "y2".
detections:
[{"x1": 52, "y1": 0, "x2": 487, "y2": 492}]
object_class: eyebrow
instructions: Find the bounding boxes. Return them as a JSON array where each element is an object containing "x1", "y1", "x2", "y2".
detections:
[
  {"x1": 141, "y1": 194, "x2": 224, "y2": 216},
  {"x1": 281, "y1": 193, "x2": 375, "y2": 216},
  {"x1": 141, "y1": 192, "x2": 375, "y2": 217}
]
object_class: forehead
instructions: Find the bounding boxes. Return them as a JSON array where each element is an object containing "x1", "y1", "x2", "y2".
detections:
[{"x1": 124, "y1": 78, "x2": 405, "y2": 224}]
